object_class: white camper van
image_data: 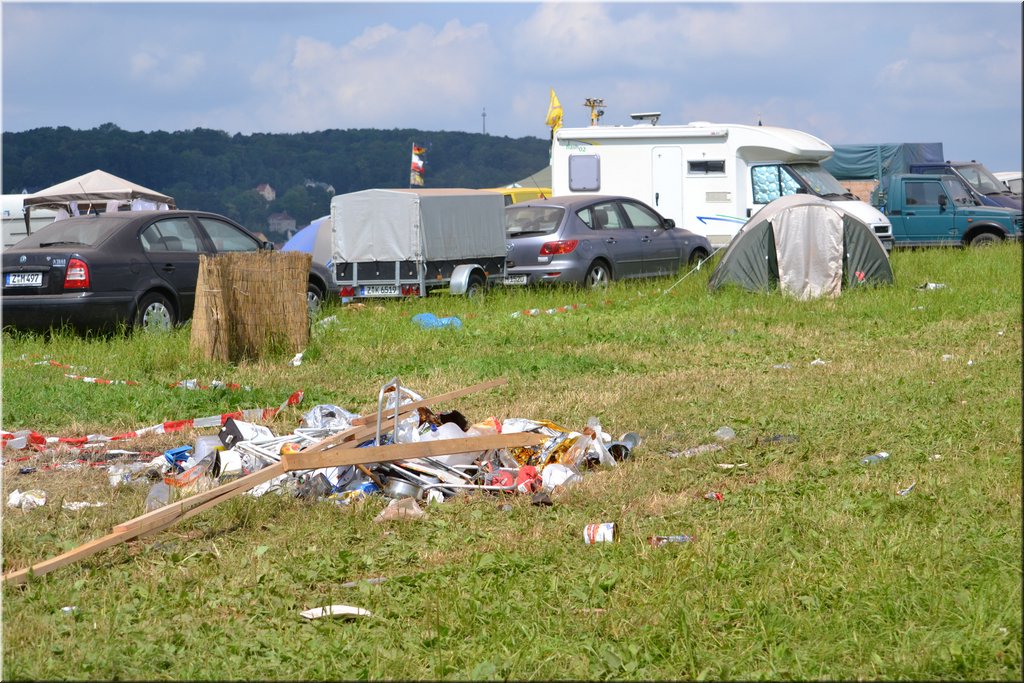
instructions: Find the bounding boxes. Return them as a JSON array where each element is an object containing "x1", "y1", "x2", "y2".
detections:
[
  {"x1": 2, "y1": 195, "x2": 57, "y2": 247},
  {"x1": 551, "y1": 116, "x2": 893, "y2": 248}
]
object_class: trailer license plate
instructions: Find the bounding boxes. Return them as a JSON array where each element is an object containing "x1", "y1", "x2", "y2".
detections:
[
  {"x1": 5, "y1": 272, "x2": 42, "y2": 287},
  {"x1": 503, "y1": 275, "x2": 528, "y2": 286},
  {"x1": 360, "y1": 285, "x2": 400, "y2": 297}
]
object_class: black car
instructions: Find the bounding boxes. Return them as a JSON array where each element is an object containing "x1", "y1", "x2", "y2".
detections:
[{"x1": 1, "y1": 210, "x2": 335, "y2": 333}]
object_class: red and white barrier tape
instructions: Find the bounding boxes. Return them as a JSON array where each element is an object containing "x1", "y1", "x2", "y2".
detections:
[
  {"x1": 20, "y1": 356, "x2": 248, "y2": 390},
  {"x1": 2, "y1": 391, "x2": 304, "y2": 452}
]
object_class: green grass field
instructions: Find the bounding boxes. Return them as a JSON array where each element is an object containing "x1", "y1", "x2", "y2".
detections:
[{"x1": 2, "y1": 244, "x2": 1021, "y2": 680}]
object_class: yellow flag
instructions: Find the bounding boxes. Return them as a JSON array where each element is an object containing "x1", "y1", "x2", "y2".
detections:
[{"x1": 545, "y1": 88, "x2": 563, "y2": 133}]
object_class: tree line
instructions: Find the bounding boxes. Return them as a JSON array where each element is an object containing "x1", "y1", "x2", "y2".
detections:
[{"x1": 2, "y1": 124, "x2": 550, "y2": 241}]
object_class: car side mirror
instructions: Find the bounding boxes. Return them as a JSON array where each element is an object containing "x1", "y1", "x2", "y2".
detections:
[
  {"x1": 938, "y1": 194, "x2": 948, "y2": 211},
  {"x1": 663, "y1": 218, "x2": 676, "y2": 229},
  {"x1": 261, "y1": 240, "x2": 275, "y2": 251}
]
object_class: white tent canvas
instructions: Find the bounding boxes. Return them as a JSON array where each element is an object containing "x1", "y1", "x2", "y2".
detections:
[{"x1": 23, "y1": 169, "x2": 176, "y2": 214}]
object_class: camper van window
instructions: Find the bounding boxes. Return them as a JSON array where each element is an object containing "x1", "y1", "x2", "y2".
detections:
[
  {"x1": 688, "y1": 160, "x2": 725, "y2": 175},
  {"x1": 751, "y1": 165, "x2": 802, "y2": 204},
  {"x1": 568, "y1": 155, "x2": 601, "y2": 192}
]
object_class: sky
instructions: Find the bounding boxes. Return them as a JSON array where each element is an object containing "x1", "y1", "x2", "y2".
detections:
[{"x1": 1, "y1": 1, "x2": 1021, "y2": 172}]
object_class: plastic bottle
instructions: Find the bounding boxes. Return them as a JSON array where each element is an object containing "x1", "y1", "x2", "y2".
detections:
[
  {"x1": 144, "y1": 481, "x2": 171, "y2": 512},
  {"x1": 714, "y1": 426, "x2": 736, "y2": 442},
  {"x1": 860, "y1": 451, "x2": 890, "y2": 465}
]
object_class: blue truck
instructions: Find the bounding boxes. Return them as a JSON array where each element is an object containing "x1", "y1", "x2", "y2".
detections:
[{"x1": 877, "y1": 173, "x2": 1021, "y2": 247}]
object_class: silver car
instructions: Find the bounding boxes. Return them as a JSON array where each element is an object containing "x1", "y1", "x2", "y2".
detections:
[{"x1": 503, "y1": 195, "x2": 711, "y2": 287}]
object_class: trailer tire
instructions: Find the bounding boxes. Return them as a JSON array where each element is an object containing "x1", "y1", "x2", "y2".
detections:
[
  {"x1": 969, "y1": 232, "x2": 1002, "y2": 247},
  {"x1": 465, "y1": 273, "x2": 486, "y2": 298}
]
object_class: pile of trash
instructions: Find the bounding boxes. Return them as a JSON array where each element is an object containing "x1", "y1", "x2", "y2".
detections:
[{"x1": 106, "y1": 381, "x2": 641, "y2": 513}]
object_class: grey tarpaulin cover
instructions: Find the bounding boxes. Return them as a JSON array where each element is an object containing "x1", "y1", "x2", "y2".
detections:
[
  {"x1": 708, "y1": 194, "x2": 894, "y2": 300},
  {"x1": 331, "y1": 188, "x2": 506, "y2": 263}
]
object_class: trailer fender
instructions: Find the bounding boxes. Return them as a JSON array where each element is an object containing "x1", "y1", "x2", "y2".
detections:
[{"x1": 449, "y1": 264, "x2": 487, "y2": 295}]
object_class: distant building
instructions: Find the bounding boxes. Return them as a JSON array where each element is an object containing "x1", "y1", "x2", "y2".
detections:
[
  {"x1": 267, "y1": 211, "x2": 296, "y2": 237},
  {"x1": 304, "y1": 179, "x2": 336, "y2": 195},
  {"x1": 255, "y1": 183, "x2": 276, "y2": 201}
]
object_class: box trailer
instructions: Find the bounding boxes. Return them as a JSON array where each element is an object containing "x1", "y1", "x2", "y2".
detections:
[
  {"x1": 331, "y1": 188, "x2": 507, "y2": 299},
  {"x1": 551, "y1": 117, "x2": 893, "y2": 248}
]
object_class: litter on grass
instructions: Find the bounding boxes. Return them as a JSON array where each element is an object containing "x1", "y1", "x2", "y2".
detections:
[
  {"x1": 300, "y1": 604, "x2": 372, "y2": 620},
  {"x1": 7, "y1": 489, "x2": 47, "y2": 511}
]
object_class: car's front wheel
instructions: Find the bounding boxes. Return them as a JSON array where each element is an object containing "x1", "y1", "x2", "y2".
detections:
[
  {"x1": 584, "y1": 260, "x2": 612, "y2": 288},
  {"x1": 134, "y1": 292, "x2": 176, "y2": 332},
  {"x1": 969, "y1": 232, "x2": 1002, "y2": 247},
  {"x1": 307, "y1": 282, "x2": 324, "y2": 315}
]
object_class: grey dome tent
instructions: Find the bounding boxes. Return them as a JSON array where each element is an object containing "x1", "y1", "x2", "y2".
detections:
[{"x1": 708, "y1": 194, "x2": 893, "y2": 300}]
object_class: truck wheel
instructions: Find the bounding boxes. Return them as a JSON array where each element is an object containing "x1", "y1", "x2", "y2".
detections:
[
  {"x1": 465, "y1": 273, "x2": 486, "y2": 298},
  {"x1": 134, "y1": 292, "x2": 176, "y2": 332},
  {"x1": 969, "y1": 232, "x2": 1002, "y2": 247},
  {"x1": 584, "y1": 261, "x2": 611, "y2": 288}
]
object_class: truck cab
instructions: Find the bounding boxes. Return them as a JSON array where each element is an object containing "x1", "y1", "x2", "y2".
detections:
[
  {"x1": 909, "y1": 161, "x2": 1022, "y2": 211},
  {"x1": 881, "y1": 174, "x2": 1022, "y2": 247}
]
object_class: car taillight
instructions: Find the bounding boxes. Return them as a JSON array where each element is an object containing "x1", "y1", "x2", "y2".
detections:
[
  {"x1": 63, "y1": 258, "x2": 90, "y2": 289},
  {"x1": 539, "y1": 240, "x2": 579, "y2": 256}
]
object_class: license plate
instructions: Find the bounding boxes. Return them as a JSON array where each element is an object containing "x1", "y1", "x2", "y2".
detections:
[
  {"x1": 5, "y1": 272, "x2": 42, "y2": 287},
  {"x1": 360, "y1": 285, "x2": 400, "y2": 296},
  {"x1": 503, "y1": 274, "x2": 528, "y2": 286}
]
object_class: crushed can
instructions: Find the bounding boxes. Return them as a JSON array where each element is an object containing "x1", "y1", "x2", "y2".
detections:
[{"x1": 583, "y1": 522, "x2": 617, "y2": 544}]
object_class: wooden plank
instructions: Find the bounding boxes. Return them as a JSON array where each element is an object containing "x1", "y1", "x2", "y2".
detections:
[
  {"x1": 281, "y1": 432, "x2": 548, "y2": 472},
  {"x1": 110, "y1": 462, "x2": 285, "y2": 534}
]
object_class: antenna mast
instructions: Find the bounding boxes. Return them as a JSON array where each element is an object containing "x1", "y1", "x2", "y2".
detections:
[{"x1": 583, "y1": 98, "x2": 605, "y2": 126}]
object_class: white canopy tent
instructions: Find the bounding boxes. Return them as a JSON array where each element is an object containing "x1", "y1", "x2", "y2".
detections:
[{"x1": 22, "y1": 169, "x2": 176, "y2": 232}]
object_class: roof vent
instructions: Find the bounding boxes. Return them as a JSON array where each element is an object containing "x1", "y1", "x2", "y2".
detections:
[{"x1": 630, "y1": 112, "x2": 661, "y2": 125}]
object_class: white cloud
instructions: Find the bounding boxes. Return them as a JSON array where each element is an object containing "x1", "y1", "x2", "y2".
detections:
[
  {"x1": 249, "y1": 19, "x2": 495, "y2": 132},
  {"x1": 512, "y1": 3, "x2": 794, "y2": 74},
  {"x1": 128, "y1": 49, "x2": 206, "y2": 89}
]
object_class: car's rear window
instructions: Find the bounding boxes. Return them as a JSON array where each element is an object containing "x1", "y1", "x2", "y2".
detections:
[
  {"x1": 505, "y1": 206, "x2": 564, "y2": 237},
  {"x1": 15, "y1": 216, "x2": 128, "y2": 248}
]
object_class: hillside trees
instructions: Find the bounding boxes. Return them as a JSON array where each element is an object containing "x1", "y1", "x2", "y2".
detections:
[{"x1": 2, "y1": 124, "x2": 549, "y2": 233}]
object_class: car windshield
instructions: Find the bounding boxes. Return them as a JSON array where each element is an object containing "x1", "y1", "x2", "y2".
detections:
[
  {"x1": 942, "y1": 177, "x2": 977, "y2": 206},
  {"x1": 505, "y1": 206, "x2": 565, "y2": 237},
  {"x1": 955, "y1": 164, "x2": 1008, "y2": 195},
  {"x1": 787, "y1": 163, "x2": 852, "y2": 196},
  {"x1": 15, "y1": 216, "x2": 127, "y2": 248}
]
